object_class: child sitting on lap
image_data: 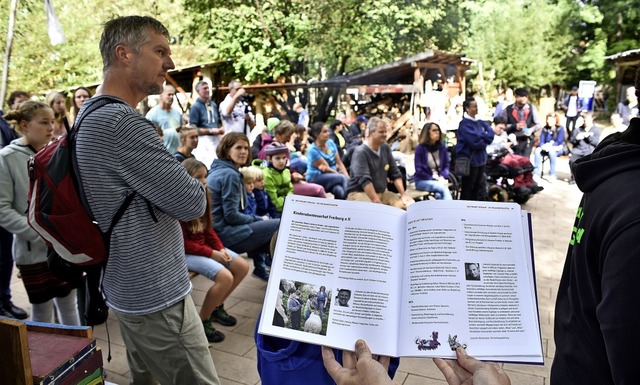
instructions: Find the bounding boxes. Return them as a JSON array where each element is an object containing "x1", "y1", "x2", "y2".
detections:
[{"x1": 252, "y1": 166, "x2": 279, "y2": 218}]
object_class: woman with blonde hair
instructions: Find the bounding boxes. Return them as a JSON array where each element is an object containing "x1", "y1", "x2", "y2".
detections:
[
  {"x1": 0, "y1": 101, "x2": 80, "y2": 325},
  {"x1": 45, "y1": 91, "x2": 69, "y2": 138}
]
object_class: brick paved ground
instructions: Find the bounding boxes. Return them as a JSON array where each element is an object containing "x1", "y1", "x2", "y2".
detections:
[{"x1": 9, "y1": 156, "x2": 583, "y2": 385}]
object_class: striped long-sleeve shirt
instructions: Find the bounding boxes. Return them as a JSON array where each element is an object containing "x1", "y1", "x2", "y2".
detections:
[{"x1": 75, "y1": 96, "x2": 207, "y2": 315}]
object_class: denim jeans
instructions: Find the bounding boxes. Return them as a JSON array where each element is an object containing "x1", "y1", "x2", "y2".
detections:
[
  {"x1": 534, "y1": 147, "x2": 562, "y2": 177},
  {"x1": 186, "y1": 248, "x2": 239, "y2": 280},
  {"x1": 309, "y1": 173, "x2": 349, "y2": 199},
  {"x1": 415, "y1": 179, "x2": 452, "y2": 200}
]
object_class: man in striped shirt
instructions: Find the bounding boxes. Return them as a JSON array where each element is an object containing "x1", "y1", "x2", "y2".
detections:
[{"x1": 75, "y1": 16, "x2": 220, "y2": 384}]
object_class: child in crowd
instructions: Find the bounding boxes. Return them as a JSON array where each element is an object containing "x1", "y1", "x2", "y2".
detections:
[
  {"x1": 174, "y1": 125, "x2": 199, "y2": 163},
  {"x1": 252, "y1": 166, "x2": 279, "y2": 219},
  {"x1": 241, "y1": 166, "x2": 277, "y2": 267},
  {"x1": 240, "y1": 166, "x2": 260, "y2": 217},
  {"x1": 0, "y1": 101, "x2": 80, "y2": 324},
  {"x1": 180, "y1": 158, "x2": 250, "y2": 343},
  {"x1": 45, "y1": 91, "x2": 68, "y2": 139},
  {"x1": 262, "y1": 142, "x2": 294, "y2": 213}
]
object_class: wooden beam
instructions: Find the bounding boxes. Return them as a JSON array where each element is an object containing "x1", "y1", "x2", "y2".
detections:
[
  {"x1": 0, "y1": 318, "x2": 32, "y2": 385},
  {"x1": 411, "y1": 63, "x2": 449, "y2": 70}
]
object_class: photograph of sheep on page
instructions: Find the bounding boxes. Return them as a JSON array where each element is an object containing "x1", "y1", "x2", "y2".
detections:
[{"x1": 274, "y1": 279, "x2": 330, "y2": 335}]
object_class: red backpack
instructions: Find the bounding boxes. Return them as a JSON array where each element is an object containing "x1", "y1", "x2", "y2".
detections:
[
  {"x1": 27, "y1": 97, "x2": 133, "y2": 267},
  {"x1": 27, "y1": 97, "x2": 132, "y2": 327}
]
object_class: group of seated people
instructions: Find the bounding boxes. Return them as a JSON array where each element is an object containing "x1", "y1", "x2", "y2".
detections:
[
  {"x1": 415, "y1": 105, "x2": 603, "y2": 202},
  {"x1": 533, "y1": 111, "x2": 601, "y2": 184}
]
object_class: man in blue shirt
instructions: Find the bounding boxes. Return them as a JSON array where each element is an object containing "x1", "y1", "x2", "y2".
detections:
[{"x1": 189, "y1": 81, "x2": 223, "y2": 168}]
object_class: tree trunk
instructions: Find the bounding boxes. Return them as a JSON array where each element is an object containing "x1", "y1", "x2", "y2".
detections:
[{"x1": 1, "y1": 0, "x2": 19, "y2": 108}]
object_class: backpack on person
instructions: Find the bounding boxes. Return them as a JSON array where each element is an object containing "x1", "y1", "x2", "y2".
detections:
[{"x1": 27, "y1": 97, "x2": 133, "y2": 326}]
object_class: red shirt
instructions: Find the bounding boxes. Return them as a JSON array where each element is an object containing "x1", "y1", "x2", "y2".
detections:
[{"x1": 180, "y1": 222, "x2": 224, "y2": 257}]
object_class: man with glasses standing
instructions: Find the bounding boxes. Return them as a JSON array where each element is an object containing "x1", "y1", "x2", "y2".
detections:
[
  {"x1": 190, "y1": 80, "x2": 223, "y2": 168},
  {"x1": 220, "y1": 80, "x2": 255, "y2": 135}
]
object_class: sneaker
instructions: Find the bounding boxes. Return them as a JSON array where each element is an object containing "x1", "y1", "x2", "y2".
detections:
[
  {"x1": 2, "y1": 301, "x2": 28, "y2": 320},
  {"x1": 210, "y1": 304, "x2": 237, "y2": 326},
  {"x1": 202, "y1": 320, "x2": 225, "y2": 343},
  {"x1": 252, "y1": 269, "x2": 270, "y2": 281}
]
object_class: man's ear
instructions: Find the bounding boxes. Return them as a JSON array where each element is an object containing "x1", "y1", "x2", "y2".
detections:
[{"x1": 115, "y1": 44, "x2": 133, "y2": 65}]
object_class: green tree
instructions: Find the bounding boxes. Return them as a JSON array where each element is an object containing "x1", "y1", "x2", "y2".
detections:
[
  {"x1": 463, "y1": 0, "x2": 571, "y2": 92},
  {"x1": 182, "y1": 0, "x2": 468, "y2": 120},
  {"x1": 0, "y1": 0, "x2": 214, "y2": 96},
  {"x1": 556, "y1": 1, "x2": 607, "y2": 86}
]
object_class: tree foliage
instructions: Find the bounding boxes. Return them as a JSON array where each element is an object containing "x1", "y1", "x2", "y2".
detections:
[
  {"x1": 182, "y1": 0, "x2": 467, "y2": 84},
  {"x1": 0, "y1": 0, "x2": 215, "y2": 96},
  {"x1": 463, "y1": 0, "x2": 572, "y2": 91},
  {"x1": 0, "y1": 0, "x2": 638, "y2": 103}
]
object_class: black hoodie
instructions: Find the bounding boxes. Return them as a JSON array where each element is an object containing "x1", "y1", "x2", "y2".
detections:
[{"x1": 551, "y1": 118, "x2": 640, "y2": 385}]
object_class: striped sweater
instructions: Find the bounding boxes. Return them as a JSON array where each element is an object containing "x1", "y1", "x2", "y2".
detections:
[{"x1": 75, "y1": 96, "x2": 207, "y2": 315}]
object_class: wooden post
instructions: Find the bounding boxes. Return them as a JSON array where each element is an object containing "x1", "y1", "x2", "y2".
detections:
[{"x1": 0, "y1": 318, "x2": 32, "y2": 385}]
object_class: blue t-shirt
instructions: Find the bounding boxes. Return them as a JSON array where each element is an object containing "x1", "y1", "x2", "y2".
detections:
[{"x1": 306, "y1": 140, "x2": 338, "y2": 180}]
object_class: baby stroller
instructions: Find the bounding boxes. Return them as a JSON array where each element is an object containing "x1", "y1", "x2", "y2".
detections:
[{"x1": 485, "y1": 150, "x2": 536, "y2": 204}]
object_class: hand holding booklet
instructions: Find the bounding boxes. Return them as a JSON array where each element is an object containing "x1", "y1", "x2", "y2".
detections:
[{"x1": 258, "y1": 196, "x2": 543, "y2": 364}]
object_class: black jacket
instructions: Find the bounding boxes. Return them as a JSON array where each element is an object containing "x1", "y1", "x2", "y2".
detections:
[{"x1": 551, "y1": 117, "x2": 640, "y2": 385}]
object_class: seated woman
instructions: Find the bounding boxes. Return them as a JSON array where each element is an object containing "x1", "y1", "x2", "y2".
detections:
[
  {"x1": 207, "y1": 133, "x2": 280, "y2": 281},
  {"x1": 329, "y1": 120, "x2": 347, "y2": 159},
  {"x1": 533, "y1": 112, "x2": 566, "y2": 180},
  {"x1": 413, "y1": 122, "x2": 452, "y2": 200},
  {"x1": 306, "y1": 122, "x2": 350, "y2": 199}
]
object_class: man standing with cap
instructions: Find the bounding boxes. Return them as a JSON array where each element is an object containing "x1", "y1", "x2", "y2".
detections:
[
  {"x1": 562, "y1": 86, "x2": 583, "y2": 137},
  {"x1": 501, "y1": 88, "x2": 540, "y2": 158}
]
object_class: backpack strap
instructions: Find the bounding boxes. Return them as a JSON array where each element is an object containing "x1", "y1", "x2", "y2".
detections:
[{"x1": 71, "y1": 97, "x2": 159, "y2": 236}]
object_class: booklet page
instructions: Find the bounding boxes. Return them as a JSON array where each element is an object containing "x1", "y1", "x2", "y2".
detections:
[
  {"x1": 397, "y1": 200, "x2": 542, "y2": 363},
  {"x1": 259, "y1": 196, "x2": 406, "y2": 356}
]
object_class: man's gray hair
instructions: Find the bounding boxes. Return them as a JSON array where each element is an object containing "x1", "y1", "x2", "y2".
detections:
[
  {"x1": 100, "y1": 16, "x2": 169, "y2": 73},
  {"x1": 228, "y1": 80, "x2": 240, "y2": 89},
  {"x1": 367, "y1": 117, "x2": 386, "y2": 134},
  {"x1": 195, "y1": 81, "x2": 209, "y2": 92}
]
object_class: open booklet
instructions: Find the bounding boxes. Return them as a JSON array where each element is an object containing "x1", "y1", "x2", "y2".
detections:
[{"x1": 258, "y1": 196, "x2": 543, "y2": 364}]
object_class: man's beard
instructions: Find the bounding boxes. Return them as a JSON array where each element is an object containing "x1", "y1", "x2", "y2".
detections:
[
  {"x1": 133, "y1": 63, "x2": 163, "y2": 96},
  {"x1": 138, "y1": 79, "x2": 162, "y2": 96}
]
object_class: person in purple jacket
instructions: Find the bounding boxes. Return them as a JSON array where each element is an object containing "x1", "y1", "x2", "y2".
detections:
[{"x1": 414, "y1": 122, "x2": 452, "y2": 200}]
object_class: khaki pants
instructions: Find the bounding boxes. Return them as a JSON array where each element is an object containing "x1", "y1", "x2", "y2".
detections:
[
  {"x1": 347, "y1": 191, "x2": 406, "y2": 210},
  {"x1": 115, "y1": 295, "x2": 220, "y2": 385}
]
